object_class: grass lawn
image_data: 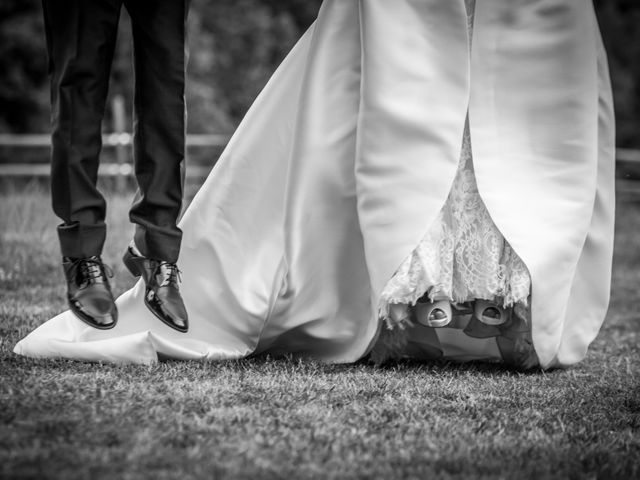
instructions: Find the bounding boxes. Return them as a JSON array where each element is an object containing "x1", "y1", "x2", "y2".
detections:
[{"x1": 1, "y1": 180, "x2": 639, "y2": 479}]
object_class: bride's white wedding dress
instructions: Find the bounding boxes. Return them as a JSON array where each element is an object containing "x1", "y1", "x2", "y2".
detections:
[{"x1": 15, "y1": 0, "x2": 615, "y2": 369}]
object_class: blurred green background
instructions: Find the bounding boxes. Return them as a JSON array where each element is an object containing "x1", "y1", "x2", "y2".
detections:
[{"x1": 1, "y1": 0, "x2": 638, "y2": 152}]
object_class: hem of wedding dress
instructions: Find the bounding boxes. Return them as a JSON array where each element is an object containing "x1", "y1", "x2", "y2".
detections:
[
  {"x1": 369, "y1": 294, "x2": 539, "y2": 370},
  {"x1": 371, "y1": 214, "x2": 536, "y2": 369},
  {"x1": 377, "y1": 260, "x2": 532, "y2": 331}
]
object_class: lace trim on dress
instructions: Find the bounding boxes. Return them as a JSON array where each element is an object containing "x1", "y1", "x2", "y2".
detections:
[
  {"x1": 378, "y1": 124, "x2": 532, "y2": 329},
  {"x1": 377, "y1": 0, "x2": 531, "y2": 330}
]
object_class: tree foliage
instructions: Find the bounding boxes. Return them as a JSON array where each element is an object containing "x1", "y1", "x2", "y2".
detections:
[
  {"x1": 0, "y1": 0, "x2": 638, "y2": 147},
  {"x1": 595, "y1": 0, "x2": 640, "y2": 147},
  {"x1": 0, "y1": 0, "x2": 48, "y2": 132}
]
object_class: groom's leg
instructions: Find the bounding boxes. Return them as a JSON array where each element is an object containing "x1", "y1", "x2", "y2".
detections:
[
  {"x1": 124, "y1": 0, "x2": 189, "y2": 264},
  {"x1": 42, "y1": 0, "x2": 122, "y2": 258},
  {"x1": 42, "y1": 0, "x2": 122, "y2": 329},
  {"x1": 121, "y1": 0, "x2": 190, "y2": 333}
]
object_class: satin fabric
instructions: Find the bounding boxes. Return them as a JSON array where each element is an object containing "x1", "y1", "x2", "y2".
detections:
[{"x1": 15, "y1": 0, "x2": 614, "y2": 369}]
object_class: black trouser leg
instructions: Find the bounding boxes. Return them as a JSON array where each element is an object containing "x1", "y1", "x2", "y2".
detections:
[
  {"x1": 124, "y1": 0, "x2": 189, "y2": 264},
  {"x1": 42, "y1": 0, "x2": 122, "y2": 259}
]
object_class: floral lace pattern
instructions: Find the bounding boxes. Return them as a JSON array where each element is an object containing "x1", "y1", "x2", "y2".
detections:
[
  {"x1": 378, "y1": 126, "x2": 531, "y2": 325},
  {"x1": 378, "y1": 0, "x2": 531, "y2": 327}
]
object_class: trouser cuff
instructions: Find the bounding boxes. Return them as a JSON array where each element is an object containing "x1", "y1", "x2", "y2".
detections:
[
  {"x1": 57, "y1": 222, "x2": 106, "y2": 259},
  {"x1": 133, "y1": 224, "x2": 182, "y2": 264}
]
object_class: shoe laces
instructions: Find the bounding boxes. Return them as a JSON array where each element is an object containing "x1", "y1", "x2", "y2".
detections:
[
  {"x1": 156, "y1": 262, "x2": 182, "y2": 288},
  {"x1": 69, "y1": 256, "x2": 113, "y2": 288}
]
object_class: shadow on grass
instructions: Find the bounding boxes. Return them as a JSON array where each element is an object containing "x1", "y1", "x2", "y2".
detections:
[{"x1": 1, "y1": 183, "x2": 640, "y2": 479}]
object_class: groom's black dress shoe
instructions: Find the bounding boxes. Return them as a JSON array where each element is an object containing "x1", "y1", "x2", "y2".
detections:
[
  {"x1": 123, "y1": 247, "x2": 189, "y2": 333},
  {"x1": 63, "y1": 256, "x2": 118, "y2": 329}
]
